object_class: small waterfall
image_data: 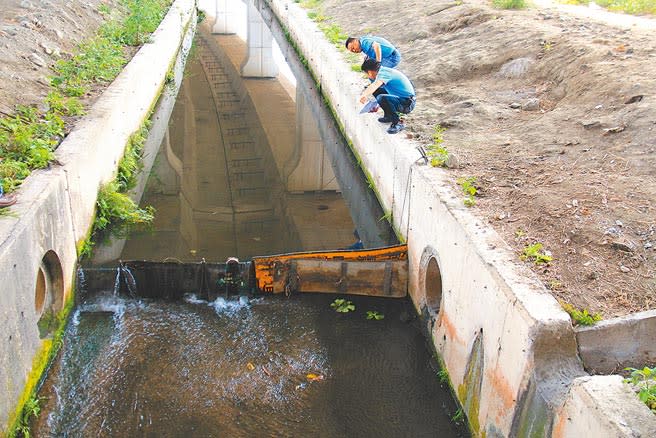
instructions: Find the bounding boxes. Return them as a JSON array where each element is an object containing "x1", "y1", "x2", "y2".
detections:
[
  {"x1": 110, "y1": 263, "x2": 138, "y2": 297},
  {"x1": 76, "y1": 268, "x2": 87, "y2": 295},
  {"x1": 112, "y1": 267, "x2": 122, "y2": 296},
  {"x1": 119, "y1": 262, "x2": 138, "y2": 297}
]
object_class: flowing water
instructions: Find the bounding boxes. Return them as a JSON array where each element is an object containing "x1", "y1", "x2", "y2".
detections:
[
  {"x1": 35, "y1": 292, "x2": 466, "y2": 436},
  {"x1": 33, "y1": 28, "x2": 468, "y2": 437}
]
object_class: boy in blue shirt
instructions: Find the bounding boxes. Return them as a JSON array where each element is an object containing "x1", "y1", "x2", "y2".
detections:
[
  {"x1": 359, "y1": 59, "x2": 416, "y2": 134},
  {"x1": 345, "y1": 36, "x2": 401, "y2": 68}
]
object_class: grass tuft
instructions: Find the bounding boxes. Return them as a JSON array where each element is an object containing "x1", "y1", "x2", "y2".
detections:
[
  {"x1": 562, "y1": 0, "x2": 656, "y2": 15},
  {"x1": 492, "y1": 0, "x2": 527, "y2": 9},
  {"x1": 560, "y1": 302, "x2": 602, "y2": 326}
]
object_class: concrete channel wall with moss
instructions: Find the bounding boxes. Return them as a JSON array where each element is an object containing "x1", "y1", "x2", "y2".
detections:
[
  {"x1": 255, "y1": 0, "x2": 656, "y2": 436},
  {"x1": 0, "y1": 0, "x2": 196, "y2": 433}
]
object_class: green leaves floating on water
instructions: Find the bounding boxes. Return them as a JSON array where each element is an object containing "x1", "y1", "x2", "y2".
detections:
[
  {"x1": 366, "y1": 310, "x2": 384, "y2": 320},
  {"x1": 330, "y1": 298, "x2": 355, "y2": 313}
]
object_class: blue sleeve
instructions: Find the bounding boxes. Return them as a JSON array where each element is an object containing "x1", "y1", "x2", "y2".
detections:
[
  {"x1": 359, "y1": 37, "x2": 375, "y2": 59},
  {"x1": 376, "y1": 68, "x2": 392, "y2": 85}
]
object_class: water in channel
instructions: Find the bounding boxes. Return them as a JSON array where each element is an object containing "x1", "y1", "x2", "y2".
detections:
[{"x1": 33, "y1": 30, "x2": 468, "y2": 437}]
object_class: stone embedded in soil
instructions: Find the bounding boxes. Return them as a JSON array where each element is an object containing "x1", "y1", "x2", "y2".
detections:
[
  {"x1": 522, "y1": 98, "x2": 540, "y2": 111},
  {"x1": 29, "y1": 52, "x2": 46, "y2": 67},
  {"x1": 581, "y1": 120, "x2": 601, "y2": 129},
  {"x1": 611, "y1": 239, "x2": 636, "y2": 253},
  {"x1": 496, "y1": 57, "x2": 534, "y2": 79}
]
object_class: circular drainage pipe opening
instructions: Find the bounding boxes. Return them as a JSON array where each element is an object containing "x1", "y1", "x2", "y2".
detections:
[
  {"x1": 425, "y1": 256, "x2": 443, "y2": 313},
  {"x1": 35, "y1": 250, "x2": 64, "y2": 339}
]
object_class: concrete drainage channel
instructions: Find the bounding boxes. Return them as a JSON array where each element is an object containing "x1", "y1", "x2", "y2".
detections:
[
  {"x1": 256, "y1": 0, "x2": 656, "y2": 436},
  {"x1": 0, "y1": 0, "x2": 196, "y2": 431},
  {"x1": 0, "y1": 0, "x2": 654, "y2": 435}
]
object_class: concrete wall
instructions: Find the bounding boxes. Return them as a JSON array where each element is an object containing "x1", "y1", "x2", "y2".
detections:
[
  {"x1": 0, "y1": 0, "x2": 196, "y2": 431},
  {"x1": 553, "y1": 376, "x2": 656, "y2": 438},
  {"x1": 575, "y1": 310, "x2": 656, "y2": 374},
  {"x1": 256, "y1": 0, "x2": 656, "y2": 436}
]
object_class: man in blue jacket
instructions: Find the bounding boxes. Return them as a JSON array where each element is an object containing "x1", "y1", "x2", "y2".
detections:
[
  {"x1": 345, "y1": 35, "x2": 401, "y2": 68},
  {"x1": 359, "y1": 59, "x2": 416, "y2": 134}
]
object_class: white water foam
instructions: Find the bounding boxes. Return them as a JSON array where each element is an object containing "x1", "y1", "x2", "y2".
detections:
[{"x1": 210, "y1": 296, "x2": 249, "y2": 315}]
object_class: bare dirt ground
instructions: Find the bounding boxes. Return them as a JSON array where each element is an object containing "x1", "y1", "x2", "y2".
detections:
[
  {"x1": 323, "y1": 0, "x2": 656, "y2": 317},
  {"x1": 0, "y1": 0, "x2": 125, "y2": 116},
  {"x1": 1, "y1": 0, "x2": 654, "y2": 318}
]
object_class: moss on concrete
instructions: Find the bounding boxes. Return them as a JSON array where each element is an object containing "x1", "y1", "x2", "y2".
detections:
[{"x1": 6, "y1": 289, "x2": 75, "y2": 437}]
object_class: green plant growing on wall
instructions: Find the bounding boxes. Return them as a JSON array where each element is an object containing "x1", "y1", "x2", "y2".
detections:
[
  {"x1": 437, "y1": 368, "x2": 449, "y2": 384},
  {"x1": 520, "y1": 242, "x2": 552, "y2": 265},
  {"x1": 196, "y1": 8, "x2": 206, "y2": 23},
  {"x1": 426, "y1": 125, "x2": 448, "y2": 167},
  {"x1": 379, "y1": 211, "x2": 392, "y2": 223},
  {"x1": 13, "y1": 396, "x2": 41, "y2": 438},
  {"x1": 366, "y1": 310, "x2": 384, "y2": 320},
  {"x1": 457, "y1": 176, "x2": 478, "y2": 207},
  {"x1": 451, "y1": 407, "x2": 464, "y2": 424},
  {"x1": 624, "y1": 366, "x2": 656, "y2": 413},
  {"x1": 331, "y1": 298, "x2": 355, "y2": 313},
  {"x1": 36, "y1": 310, "x2": 61, "y2": 339},
  {"x1": 94, "y1": 182, "x2": 155, "y2": 234},
  {"x1": 560, "y1": 302, "x2": 602, "y2": 326},
  {"x1": 117, "y1": 124, "x2": 149, "y2": 191}
]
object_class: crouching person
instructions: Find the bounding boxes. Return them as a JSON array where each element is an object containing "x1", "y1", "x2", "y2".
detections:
[{"x1": 359, "y1": 59, "x2": 416, "y2": 134}]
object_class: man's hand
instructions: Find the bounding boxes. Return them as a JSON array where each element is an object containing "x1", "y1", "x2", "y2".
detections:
[{"x1": 359, "y1": 95, "x2": 368, "y2": 104}]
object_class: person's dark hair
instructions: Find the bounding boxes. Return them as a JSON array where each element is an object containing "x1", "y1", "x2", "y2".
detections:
[
  {"x1": 345, "y1": 37, "x2": 357, "y2": 49},
  {"x1": 361, "y1": 58, "x2": 380, "y2": 73}
]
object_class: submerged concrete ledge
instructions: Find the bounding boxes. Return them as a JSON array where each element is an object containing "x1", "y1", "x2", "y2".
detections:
[
  {"x1": 258, "y1": 0, "x2": 656, "y2": 435},
  {"x1": 0, "y1": 0, "x2": 196, "y2": 431}
]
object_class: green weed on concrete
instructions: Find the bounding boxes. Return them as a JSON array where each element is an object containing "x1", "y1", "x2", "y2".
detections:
[
  {"x1": 7, "y1": 297, "x2": 74, "y2": 438},
  {"x1": 79, "y1": 179, "x2": 154, "y2": 259},
  {"x1": 560, "y1": 302, "x2": 602, "y2": 326},
  {"x1": 116, "y1": 124, "x2": 149, "y2": 191},
  {"x1": 624, "y1": 366, "x2": 656, "y2": 413}
]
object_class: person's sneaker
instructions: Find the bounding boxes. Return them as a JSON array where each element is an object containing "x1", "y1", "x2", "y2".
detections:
[
  {"x1": 378, "y1": 116, "x2": 394, "y2": 123},
  {"x1": 387, "y1": 122, "x2": 405, "y2": 134}
]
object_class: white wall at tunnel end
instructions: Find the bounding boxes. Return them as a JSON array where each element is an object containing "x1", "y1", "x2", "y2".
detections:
[
  {"x1": 0, "y1": 0, "x2": 196, "y2": 432},
  {"x1": 262, "y1": 0, "x2": 656, "y2": 435}
]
